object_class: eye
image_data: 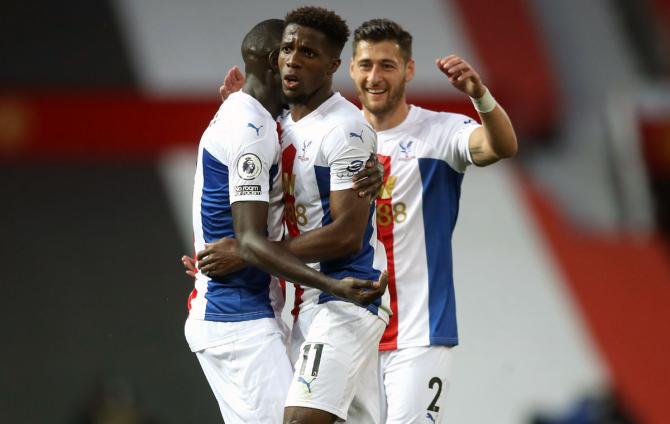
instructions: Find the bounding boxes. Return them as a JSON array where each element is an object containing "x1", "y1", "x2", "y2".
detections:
[{"x1": 280, "y1": 46, "x2": 291, "y2": 54}]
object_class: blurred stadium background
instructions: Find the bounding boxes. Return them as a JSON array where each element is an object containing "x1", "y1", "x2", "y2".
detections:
[{"x1": 1, "y1": 0, "x2": 669, "y2": 423}]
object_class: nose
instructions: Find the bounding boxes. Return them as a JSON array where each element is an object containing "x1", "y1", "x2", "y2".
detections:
[
  {"x1": 284, "y1": 50, "x2": 300, "y2": 69},
  {"x1": 368, "y1": 64, "x2": 383, "y2": 85}
]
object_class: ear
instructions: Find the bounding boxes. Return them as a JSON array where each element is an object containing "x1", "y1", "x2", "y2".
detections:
[
  {"x1": 327, "y1": 57, "x2": 342, "y2": 76},
  {"x1": 268, "y1": 49, "x2": 280, "y2": 73},
  {"x1": 349, "y1": 58, "x2": 355, "y2": 78},
  {"x1": 405, "y1": 58, "x2": 416, "y2": 83}
]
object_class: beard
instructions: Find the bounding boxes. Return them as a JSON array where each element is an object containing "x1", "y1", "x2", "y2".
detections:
[{"x1": 359, "y1": 80, "x2": 406, "y2": 116}]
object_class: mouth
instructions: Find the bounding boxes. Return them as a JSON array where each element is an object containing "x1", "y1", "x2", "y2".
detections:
[
  {"x1": 283, "y1": 74, "x2": 300, "y2": 90},
  {"x1": 365, "y1": 87, "x2": 387, "y2": 96}
]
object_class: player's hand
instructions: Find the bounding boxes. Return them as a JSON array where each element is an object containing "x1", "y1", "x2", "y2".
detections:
[
  {"x1": 219, "y1": 66, "x2": 245, "y2": 101},
  {"x1": 197, "y1": 237, "x2": 245, "y2": 277},
  {"x1": 336, "y1": 270, "x2": 388, "y2": 306},
  {"x1": 352, "y1": 153, "x2": 384, "y2": 200},
  {"x1": 436, "y1": 55, "x2": 486, "y2": 99},
  {"x1": 181, "y1": 255, "x2": 197, "y2": 278}
]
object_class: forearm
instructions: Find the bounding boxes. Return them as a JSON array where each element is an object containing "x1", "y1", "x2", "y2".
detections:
[
  {"x1": 478, "y1": 102, "x2": 518, "y2": 160},
  {"x1": 239, "y1": 233, "x2": 340, "y2": 294},
  {"x1": 276, "y1": 220, "x2": 362, "y2": 263}
]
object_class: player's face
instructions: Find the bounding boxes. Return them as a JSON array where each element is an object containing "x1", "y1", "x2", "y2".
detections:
[
  {"x1": 350, "y1": 40, "x2": 414, "y2": 116},
  {"x1": 278, "y1": 24, "x2": 340, "y2": 104}
]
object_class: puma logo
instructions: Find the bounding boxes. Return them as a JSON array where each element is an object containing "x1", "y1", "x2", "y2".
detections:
[
  {"x1": 247, "y1": 122, "x2": 263, "y2": 136},
  {"x1": 349, "y1": 130, "x2": 364, "y2": 142},
  {"x1": 297, "y1": 376, "x2": 316, "y2": 393}
]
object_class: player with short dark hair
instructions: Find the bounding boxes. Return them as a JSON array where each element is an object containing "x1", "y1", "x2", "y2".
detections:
[
  {"x1": 353, "y1": 18, "x2": 413, "y2": 63},
  {"x1": 349, "y1": 18, "x2": 517, "y2": 423},
  {"x1": 285, "y1": 6, "x2": 350, "y2": 53},
  {"x1": 276, "y1": 6, "x2": 390, "y2": 424}
]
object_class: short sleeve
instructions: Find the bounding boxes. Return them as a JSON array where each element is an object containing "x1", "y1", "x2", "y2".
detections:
[
  {"x1": 437, "y1": 113, "x2": 480, "y2": 173},
  {"x1": 321, "y1": 122, "x2": 377, "y2": 191},
  {"x1": 227, "y1": 120, "x2": 279, "y2": 204}
]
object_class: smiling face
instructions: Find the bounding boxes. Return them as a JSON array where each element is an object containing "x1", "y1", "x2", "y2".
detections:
[
  {"x1": 278, "y1": 23, "x2": 341, "y2": 106},
  {"x1": 350, "y1": 39, "x2": 414, "y2": 117}
]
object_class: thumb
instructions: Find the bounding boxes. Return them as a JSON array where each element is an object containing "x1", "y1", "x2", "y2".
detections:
[
  {"x1": 377, "y1": 270, "x2": 389, "y2": 290},
  {"x1": 350, "y1": 278, "x2": 376, "y2": 290}
]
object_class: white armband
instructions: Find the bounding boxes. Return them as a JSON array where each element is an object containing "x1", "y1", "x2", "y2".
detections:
[{"x1": 470, "y1": 89, "x2": 497, "y2": 113}]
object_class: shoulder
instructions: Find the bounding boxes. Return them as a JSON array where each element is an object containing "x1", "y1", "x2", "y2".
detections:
[
  {"x1": 324, "y1": 95, "x2": 365, "y2": 123},
  {"x1": 324, "y1": 100, "x2": 374, "y2": 142},
  {"x1": 410, "y1": 107, "x2": 478, "y2": 138},
  {"x1": 413, "y1": 106, "x2": 473, "y2": 127},
  {"x1": 207, "y1": 108, "x2": 275, "y2": 156},
  {"x1": 323, "y1": 119, "x2": 375, "y2": 155}
]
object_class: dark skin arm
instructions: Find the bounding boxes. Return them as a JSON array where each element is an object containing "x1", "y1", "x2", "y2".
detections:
[
  {"x1": 279, "y1": 187, "x2": 372, "y2": 262},
  {"x1": 228, "y1": 200, "x2": 387, "y2": 305},
  {"x1": 186, "y1": 69, "x2": 385, "y2": 276},
  {"x1": 189, "y1": 155, "x2": 384, "y2": 277},
  {"x1": 195, "y1": 187, "x2": 375, "y2": 275}
]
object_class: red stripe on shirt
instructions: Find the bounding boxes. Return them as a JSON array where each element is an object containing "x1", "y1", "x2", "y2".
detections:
[
  {"x1": 187, "y1": 287, "x2": 197, "y2": 311},
  {"x1": 187, "y1": 245, "x2": 198, "y2": 311},
  {"x1": 281, "y1": 143, "x2": 304, "y2": 320},
  {"x1": 377, "y1": 155, "x2": 399, "y2": 350}
]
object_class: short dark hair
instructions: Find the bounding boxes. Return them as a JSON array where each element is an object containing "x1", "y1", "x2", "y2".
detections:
[
  {"x1": 353, "y1": 19, "x2": 413, "y2": 63},
  {"x1": 285, "y1": 6, "x2": 350, "y2": 54},
  {"x1": 241, "y1": 19, "x2": 285, "y2": 59}
]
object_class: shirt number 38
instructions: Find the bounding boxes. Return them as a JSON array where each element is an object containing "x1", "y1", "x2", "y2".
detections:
[
  {"x1": 376, "y1": 202, "x2": 407, "y2": 226},
  {"x1": 285, "y1": 203, "x2": 309, "y2": 226}
]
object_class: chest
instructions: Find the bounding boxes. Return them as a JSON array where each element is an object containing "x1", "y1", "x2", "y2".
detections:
[{"x1": 281, "y1": 125, "x2": 329, "y2": 176}]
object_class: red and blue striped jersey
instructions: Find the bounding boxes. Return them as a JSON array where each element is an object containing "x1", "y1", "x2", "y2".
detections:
[{"x1": 375, "y1": 106, "x2": 479, "y2": 350}]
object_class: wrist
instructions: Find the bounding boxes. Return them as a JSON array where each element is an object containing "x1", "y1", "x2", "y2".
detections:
[
  {"x1": 328, "y1": 277, "x2": 343, "y2": 297},
  {"x1": 470, "y1": 88, "x2": 497, "y2": 113}
]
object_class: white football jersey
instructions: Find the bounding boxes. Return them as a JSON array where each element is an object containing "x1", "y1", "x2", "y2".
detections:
[
  {"x1": 188, "y1": 92, "x2": 284, "y2": 323},
  {"x1": 280, "y1": 93, "x2": 390, "y2": 322},
  {"x1": 375, "y1": 105, "x2": 480, "y2": 350}
]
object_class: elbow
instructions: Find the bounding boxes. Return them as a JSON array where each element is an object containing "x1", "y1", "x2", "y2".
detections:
[
  {"x1": 236, "y1": 234, "x2": 258, "y2": 264},
  {"x1": 502, "y1": 141, "x2": 518, "y2": 158},
  {"x1": 495, "y1": 135, "x2": 518, "y2": 159}
]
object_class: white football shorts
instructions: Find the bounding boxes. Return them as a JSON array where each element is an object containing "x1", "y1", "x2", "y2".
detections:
[
  {"x1": 285, "y1": 301, "x2": 386, "y2": 422},
  {"x1": 184, "y1": 317, "x2": 293, "y2": 423},
  {"x1": 379, "y1": 345, "x2": 454, "y2": 423}
]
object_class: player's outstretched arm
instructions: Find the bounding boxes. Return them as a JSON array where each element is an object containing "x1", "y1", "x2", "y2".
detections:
[
  {"x1": 232, "y1": 200, "x2": 385, "y2": 305},
  {"x1": 436, "y1": 55, "x2": 517, "y2": 166}
]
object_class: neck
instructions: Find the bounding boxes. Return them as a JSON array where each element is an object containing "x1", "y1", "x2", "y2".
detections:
[
  {"x1": 364, "y1": 98, "x2": 410, "y2": 132},
  {"x1": 289, "y1": 84, "x2": 334, "y2": 121},
  {"x1": 242, "y1": 74, "x2": 282, "y2": 118}
]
